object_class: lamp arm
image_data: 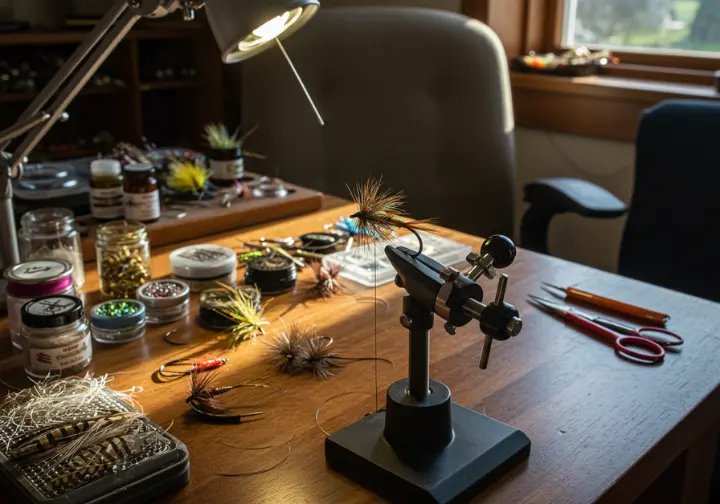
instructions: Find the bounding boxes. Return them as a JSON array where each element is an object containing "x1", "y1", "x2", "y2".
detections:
[
  {"x1": 0, "y1": 0, "x2": 130, "y2": 159},
  {"x1": 9, "y1": 5, "x2": 140, "y2": 175}
]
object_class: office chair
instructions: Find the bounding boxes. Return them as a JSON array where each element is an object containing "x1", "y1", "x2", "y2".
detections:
[
  {"x1": 522, "y1": 100, "x2": 720, "y2": 302},
  {"x1": 239, "y1": 7, "x2": 516, "y2": 238}
]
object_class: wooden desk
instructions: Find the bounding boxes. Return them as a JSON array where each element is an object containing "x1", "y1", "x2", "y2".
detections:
[{"x1": 1, "y1": 202, "x2": 719, "y2": 504}]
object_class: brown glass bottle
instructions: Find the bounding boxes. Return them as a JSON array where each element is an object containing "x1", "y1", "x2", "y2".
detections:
[{"x1": 123, "y1": 164, "x2": 161, "y2": 223}]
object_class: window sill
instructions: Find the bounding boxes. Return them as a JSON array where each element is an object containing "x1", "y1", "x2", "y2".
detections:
[{"x1": 510, "y1": 72, "x2": 720, "y2": 142}]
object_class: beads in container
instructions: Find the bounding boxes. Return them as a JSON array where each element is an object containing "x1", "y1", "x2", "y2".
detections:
[
  {"x1": 21, "y1": 295, "x2": 92, "y2": 378},
  {"x1": 5, "y1": 259, "x2": 76, "y2": 350},
  {"x1": 96, "y1": 221, "x2": 151, "y2": 298},
  {"x1": 18, "y1": 208, "x2": 85, "y2": 289},
  {"x1": 169, "y1": 244, "x2": 237, "y2": 293},
  {"x1": 90, "y1": 300, "x2": 147, "y2": 344},
  {"x1": 137, "y1": 280, "x2": 190, "y2": 325}
]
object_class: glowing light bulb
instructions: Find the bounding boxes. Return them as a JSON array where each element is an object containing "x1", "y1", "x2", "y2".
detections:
[{"x1": 252, "y1": 11, "x2": 293, "y2": 41}]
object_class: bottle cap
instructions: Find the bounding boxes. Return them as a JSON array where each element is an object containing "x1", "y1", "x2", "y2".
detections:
[
  {"x1": 170, "y1": 244, "x2": 237, "y2": 280},
  {"x1": 91, "y1": 159, "x2": 122, "y2": 177},
  {"x1": 21, "y1": 295, "x2": 84, "y2": 329},
  {"x1": 5, "y1": 259, "x2": 74, "y2": 284},
  {"x1": 124, "y1": 163, "x2": 153, "y2": 173}
]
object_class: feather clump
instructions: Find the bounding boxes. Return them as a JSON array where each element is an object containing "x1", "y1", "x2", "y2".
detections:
[
  {"x1": 309, "y1": 261, "x2": 343, "y2": 299},
  {"x1": 167, "y1": 160, "x2": 211, "y2": 193},
  {"x1": 212, "y1": 284, "x2": 269, "y2": 349},
  {"x1": 203, "y1": 123, "x2": 266, "y2": 159},
  {"x1": 264, "y1": 324, "x2": 342, "y2": 380},
  {"x1": 348, "y1": 176, "x2": 434, "y2": 253}
]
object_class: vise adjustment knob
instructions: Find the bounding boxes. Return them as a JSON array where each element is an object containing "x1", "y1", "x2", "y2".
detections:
[{"x1": 478, "y1": 274, "x2": 522, "y2": 370}]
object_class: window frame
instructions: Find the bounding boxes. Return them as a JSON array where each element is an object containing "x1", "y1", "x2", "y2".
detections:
[{"x1": 461, "y1": 0, "x2": 720, "y2": 142}]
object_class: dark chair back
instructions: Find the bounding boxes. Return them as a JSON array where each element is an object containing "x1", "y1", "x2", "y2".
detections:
[{"x1": 620, "y1": 100, "x2": 720, "y2": 301}]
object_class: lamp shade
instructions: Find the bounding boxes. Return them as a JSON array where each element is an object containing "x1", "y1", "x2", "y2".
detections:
[{"x1": 205, "y1": 0, "x2": 320, "y2": 64}]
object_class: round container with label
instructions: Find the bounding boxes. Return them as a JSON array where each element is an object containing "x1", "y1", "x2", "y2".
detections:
[
  {"x1": 123, "y1": 164, "x2": 161, "y2": 223},
  {"x1": 5, "y1": 259, "x2": 76, "y2": 350},
  {"x1": 90, "y1": 159, "x2": 124, "y2": 221},
  {"x1": 137, "y1": 280, "x2": 191, "y2": 324},
  {"x1": 208, "y1": 147, "x2": 243, "y2": 187},
  {"x1": 21, "y1": 295, "x2": 92, "y2": 378},
  {"x1": 170, "y1": 244, "x2": 237, "y2": 292},
  {"x1": 90, "y1": 299, "x2": 147, "y2": 344}
]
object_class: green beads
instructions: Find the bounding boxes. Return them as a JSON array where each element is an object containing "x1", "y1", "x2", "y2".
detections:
[{"x1": 96, "y1": 301, "x2": 140, "y2": 318}]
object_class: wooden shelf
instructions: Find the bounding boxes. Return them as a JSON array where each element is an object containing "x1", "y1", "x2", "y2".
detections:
[
  {"x1": 0, "y1": 85, "x2": 129, "y2": 103},
  {"x1": 0, "y1": 26, "x2": 203, "y2": 47},
  {"x1": 139, "y1": 80, "x2": 198, "y2": 92}
]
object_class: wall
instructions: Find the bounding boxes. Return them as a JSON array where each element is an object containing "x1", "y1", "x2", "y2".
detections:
[
  {"x1": 320, "y1": 0, "x2": 461, "y2": 10},
  {"x1": 514, "y1": 129, "x2": 635, "y2": 273}
]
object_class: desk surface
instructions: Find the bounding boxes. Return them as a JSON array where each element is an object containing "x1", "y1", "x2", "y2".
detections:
[{"x1": 1, "y1": 202, "x2": 719, "y2": 504}]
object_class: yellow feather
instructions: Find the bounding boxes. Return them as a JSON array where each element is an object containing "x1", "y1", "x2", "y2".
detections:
[{"x1": 167, "y1": 161, "x2": 211, "y2": 193}]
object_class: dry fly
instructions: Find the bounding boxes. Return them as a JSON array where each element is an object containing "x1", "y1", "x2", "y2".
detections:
[{"x1": 348, "y1": 176, "x2": 434, "y2": 255}]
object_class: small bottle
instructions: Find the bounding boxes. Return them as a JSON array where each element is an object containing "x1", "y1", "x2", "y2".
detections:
[
  {"x1": 90, "y1": 159, "x2": 124, "y2": 221},
  {"x1": 123, "y1": 164, "x2": 160, "y2": 223},
  {"x1": 22, "y1": 295, "x2": 92, "y2": 378}
]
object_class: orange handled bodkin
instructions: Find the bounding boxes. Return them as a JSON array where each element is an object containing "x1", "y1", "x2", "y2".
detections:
[{"x1": 542, "y1": 283, "x2": 670, "y2": 326}]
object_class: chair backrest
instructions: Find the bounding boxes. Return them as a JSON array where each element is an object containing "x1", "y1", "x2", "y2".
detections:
[
  {"x1": 239, "y1": 7, "x2": 516, "y2": 238},
  {"x1": 620, "y1": 100, "x2": 720, "y2": 301}
]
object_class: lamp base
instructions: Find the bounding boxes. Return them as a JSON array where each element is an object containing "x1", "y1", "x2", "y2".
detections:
[{"x1": 325, "y1": 403, "x2": 530, "y2": 504}]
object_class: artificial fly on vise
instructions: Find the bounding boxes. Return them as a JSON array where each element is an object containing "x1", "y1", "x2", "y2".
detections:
[
  {"x1": 186, "y1": 368, "x2": 273, "y2": 423},
  {"x1": 263, "y1": 324, "x2": 393, "y2": 380},
  {"x1": 348, "y1": 176, "x2": 434, "y2": 256}
]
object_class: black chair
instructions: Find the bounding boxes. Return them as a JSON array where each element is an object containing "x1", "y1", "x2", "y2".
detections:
[{"x1": 521, "y1": 100, "x2": 720, "y2": 302}]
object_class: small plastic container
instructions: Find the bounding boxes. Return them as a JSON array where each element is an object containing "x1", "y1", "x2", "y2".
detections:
[
  {"x1": 21, "y1": 294, "x2": 92, "y2": 378},
  {"x1": 137, "y1": 280, "x2": 191, "y2": 325},
  {"x1": 90, "y1": 299, "x2": 147, "y2": 344},
  {"x1": 5, "y1": 259, "x2": 76, "y2": 350},
  {"x1": 169, "y1": 244, "x2": 237, "y2": 293}
]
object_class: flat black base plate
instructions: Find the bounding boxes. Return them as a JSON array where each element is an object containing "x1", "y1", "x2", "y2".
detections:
[{"x1": 325, "y1": 403, "x2": 530, "y2": 504}]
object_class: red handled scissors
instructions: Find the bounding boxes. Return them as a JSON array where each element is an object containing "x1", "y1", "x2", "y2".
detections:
[{"x1": 528, "y1": 295, "x2": 683, "y2": 363}]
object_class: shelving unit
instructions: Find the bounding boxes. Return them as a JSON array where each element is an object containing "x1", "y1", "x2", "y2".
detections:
[{"x1": 0, "y1": 20, "x2": 224, "y2": 162}]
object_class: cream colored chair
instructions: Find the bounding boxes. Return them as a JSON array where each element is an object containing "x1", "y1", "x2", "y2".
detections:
[{"x1": 240, "y1": 7, "x2": 516, "y2": 238}]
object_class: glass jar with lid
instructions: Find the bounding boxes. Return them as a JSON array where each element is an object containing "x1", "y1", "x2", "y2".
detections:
[
  {"x1": 96, "y1": 221, "x2": 151, "y2": 299},
  {"x1": 21, "y1": 294, "x2": 92, "y2": 378},
  {"x1": 123, "y1": 164, "x2": 160, "y2": 223},
  {"x1": 90, "y1": 159, "x2": 124, "y2": 221},
  {"x1": 5, "y1": 259, "x2": 76, "y2": 350},
  {"x1": 18, "y1": 208, "x2": 85, "y2": 289}
]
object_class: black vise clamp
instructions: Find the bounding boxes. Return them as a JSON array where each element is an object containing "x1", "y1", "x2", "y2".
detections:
[{"x1": 386, "y1": 234, "x2": 522, "y2": 373}]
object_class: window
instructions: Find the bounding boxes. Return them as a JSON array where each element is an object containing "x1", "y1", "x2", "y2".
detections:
[{"x1": 562, "y1": 0, "x2": 720, "y2": 57}]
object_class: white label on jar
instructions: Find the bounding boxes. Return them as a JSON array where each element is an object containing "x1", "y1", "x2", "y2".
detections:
[
  {"x1": 124, "y1": 190, "x2": 160, "y2": 221},
  {"x1": 28, "y1": 335, "x2": 92, "y2": 373},
  {"x1": 91, "y1": 186, "x2": 124, "y2": 219},
  {"x1": 210, "y1": 158, "x2": 244, "y2": 181}
]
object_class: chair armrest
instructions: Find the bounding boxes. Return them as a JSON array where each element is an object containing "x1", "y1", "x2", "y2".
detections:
[{"x1": 521, "y1": 178, "x2": 628, "y2": 254}]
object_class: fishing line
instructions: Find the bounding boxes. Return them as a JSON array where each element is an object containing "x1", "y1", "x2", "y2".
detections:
[{"x1": 374, "y1": 245, "x2": 379, "y2": 412}]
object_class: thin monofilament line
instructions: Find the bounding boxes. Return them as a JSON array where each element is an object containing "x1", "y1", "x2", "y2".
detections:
[
  {"x1": 275, "y1": 38, "x2": 325, "y2": 126},
  {"x1": 374, "y1": 245, "x2": 378, "y2": 412}
]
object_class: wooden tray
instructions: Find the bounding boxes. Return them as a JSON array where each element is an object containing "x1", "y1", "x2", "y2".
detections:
[{"x1": 81, "y1": 175, "x2": 322, "y2": 261}]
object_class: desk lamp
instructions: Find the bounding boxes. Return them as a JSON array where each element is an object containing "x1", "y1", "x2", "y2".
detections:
[{"x1": 0, "y1": 0, "x2": 321, "y2": 271}]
